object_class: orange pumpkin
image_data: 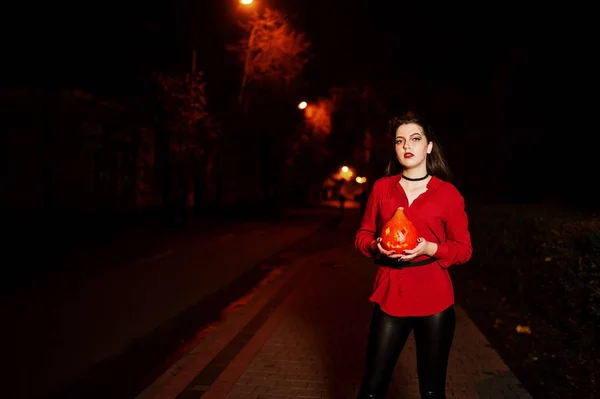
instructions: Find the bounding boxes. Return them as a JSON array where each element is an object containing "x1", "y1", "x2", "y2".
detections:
[{"x1": 381, "y1": 207, "x2": 419, "y2": 251}]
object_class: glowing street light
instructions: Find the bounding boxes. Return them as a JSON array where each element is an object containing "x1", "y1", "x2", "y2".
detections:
[
  {"x1": 298, "y1": 101, "x2": 307, "y2": 110},
  {"x1": 240, "y1": 0, "x2": 253, "y2": 4},
  {"x1": 339, "y1": 165, "x2": 353, "y2": 181}
]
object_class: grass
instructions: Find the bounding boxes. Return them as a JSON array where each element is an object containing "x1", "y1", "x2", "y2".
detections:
[{"x1": 451, "y1": 202, "x2": 600, "y2": 398}]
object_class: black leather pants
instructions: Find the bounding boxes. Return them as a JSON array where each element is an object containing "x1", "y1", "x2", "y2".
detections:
[{"x1": 357, "y1": 304, "x2": 455, "y2": 398}]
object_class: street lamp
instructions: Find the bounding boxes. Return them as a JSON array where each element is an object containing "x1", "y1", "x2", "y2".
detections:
[
  {"x1": 238, "y1": 0, "x2": 258, "y2": 107},
  {"x1": 340, "y1": 166, "x2": 353, "y2": 181},
  {"x1": 298, "y1": 101, "x2": 307, "y2": 110}
]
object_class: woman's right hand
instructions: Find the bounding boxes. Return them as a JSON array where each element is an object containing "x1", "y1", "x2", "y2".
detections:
[{"x1": 371, "y1": 238, "x2": 404, "y2": 259}]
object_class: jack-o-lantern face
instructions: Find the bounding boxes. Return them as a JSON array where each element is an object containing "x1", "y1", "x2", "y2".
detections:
[{"x1": 381, "y1": 207, "x2": 418, "y2": 251}]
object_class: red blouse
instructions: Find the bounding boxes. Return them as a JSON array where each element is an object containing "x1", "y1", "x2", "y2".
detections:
[{"x1": 355, "y1": 174, "x2": 473, "y2": 316}]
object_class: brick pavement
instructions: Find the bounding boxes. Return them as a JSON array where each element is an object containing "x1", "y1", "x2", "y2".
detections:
[
  {"x1": 141, "y1": 211, "x2": 534, "y2": 399},
  {"x1": 3, "y1": 210, "x2": 340, "y2": 399}
]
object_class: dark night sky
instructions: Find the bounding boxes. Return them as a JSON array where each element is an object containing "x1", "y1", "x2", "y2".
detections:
[
  {"x1": 4, "y1": 0, "x2": 596, "y2": 198},
  {"x1": 6, "y1": 0, "x2": 590, "y2": 120},
  {"x1": 5, "y1": 2, "x2": 582, "y2": 93}
]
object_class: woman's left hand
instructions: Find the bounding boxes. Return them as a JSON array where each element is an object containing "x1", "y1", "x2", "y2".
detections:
[{"x1": 397, "y1": 237, "x2": 434, "y2": 262}]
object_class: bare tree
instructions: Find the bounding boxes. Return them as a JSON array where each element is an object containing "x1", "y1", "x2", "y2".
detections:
[
  {"x1": 154, "y1": 71, "x2": 210, "y2": 149},
  {"x1": 230, "y1": 8, "x2": 311, "y2": 106},
  {"x1": 153, "y1": 71, "x2": 218, "y2": 217}
]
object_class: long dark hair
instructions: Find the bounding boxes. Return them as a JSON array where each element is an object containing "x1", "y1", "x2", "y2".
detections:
[{"x1": 385, "y1": 112, "x2": 453, "y2": 182}]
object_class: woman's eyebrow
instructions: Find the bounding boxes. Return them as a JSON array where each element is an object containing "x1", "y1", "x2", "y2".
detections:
[{"x1": 395, "y1": 133, "x2": 422, "y2": 139}]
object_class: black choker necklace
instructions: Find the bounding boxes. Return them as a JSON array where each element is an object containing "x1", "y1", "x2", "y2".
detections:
[{"x1": 402, "y1": 174, "x2": 429, "y2": 182}]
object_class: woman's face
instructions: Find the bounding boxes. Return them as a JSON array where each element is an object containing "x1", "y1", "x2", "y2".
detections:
[{"x1": 394, "y1": 123, "x2": 433, "y2": 169}]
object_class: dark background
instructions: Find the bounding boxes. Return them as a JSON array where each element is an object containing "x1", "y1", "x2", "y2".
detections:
[
  {"x1": 1, "y1": 2, "x2": 598, "y2": 398},
  {"x1": 2, "y1": 1, "x2": 597, "y2": 209}
]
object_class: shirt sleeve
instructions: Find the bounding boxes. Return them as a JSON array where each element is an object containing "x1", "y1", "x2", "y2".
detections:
[
  {"x1": 433, "y1": 185, "x2": 473, "y2": 268},
  {"x1": 355, "y1": 180, "x2": 381, "y2": 258}
]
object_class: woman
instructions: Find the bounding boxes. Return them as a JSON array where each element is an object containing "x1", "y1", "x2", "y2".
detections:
[{"x1": 355, "y1": 113, "x2": 473, "y2": 398}]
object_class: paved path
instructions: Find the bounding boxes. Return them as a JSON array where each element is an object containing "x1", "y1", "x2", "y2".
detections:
[
  {"x1": 1, "y1": 210, "x2": 339, "y2": 399},
  {"x1": 139, "y1": 211, "x2": 533, "y2": 399}
]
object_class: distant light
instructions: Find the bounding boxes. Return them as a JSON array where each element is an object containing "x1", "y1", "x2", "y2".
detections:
[
  {"x1": 298, "y1": 101, "x2": 307, "y2": 110},
  {"x1": 341, "y1": 166, "x2": 349, "y2": 172},
  {"x1": 240, "y1": 0, "x2": 253, "y2": 4},
  {"x1": 356, "y1": 176, "x2": 367, "y2": 184}
]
